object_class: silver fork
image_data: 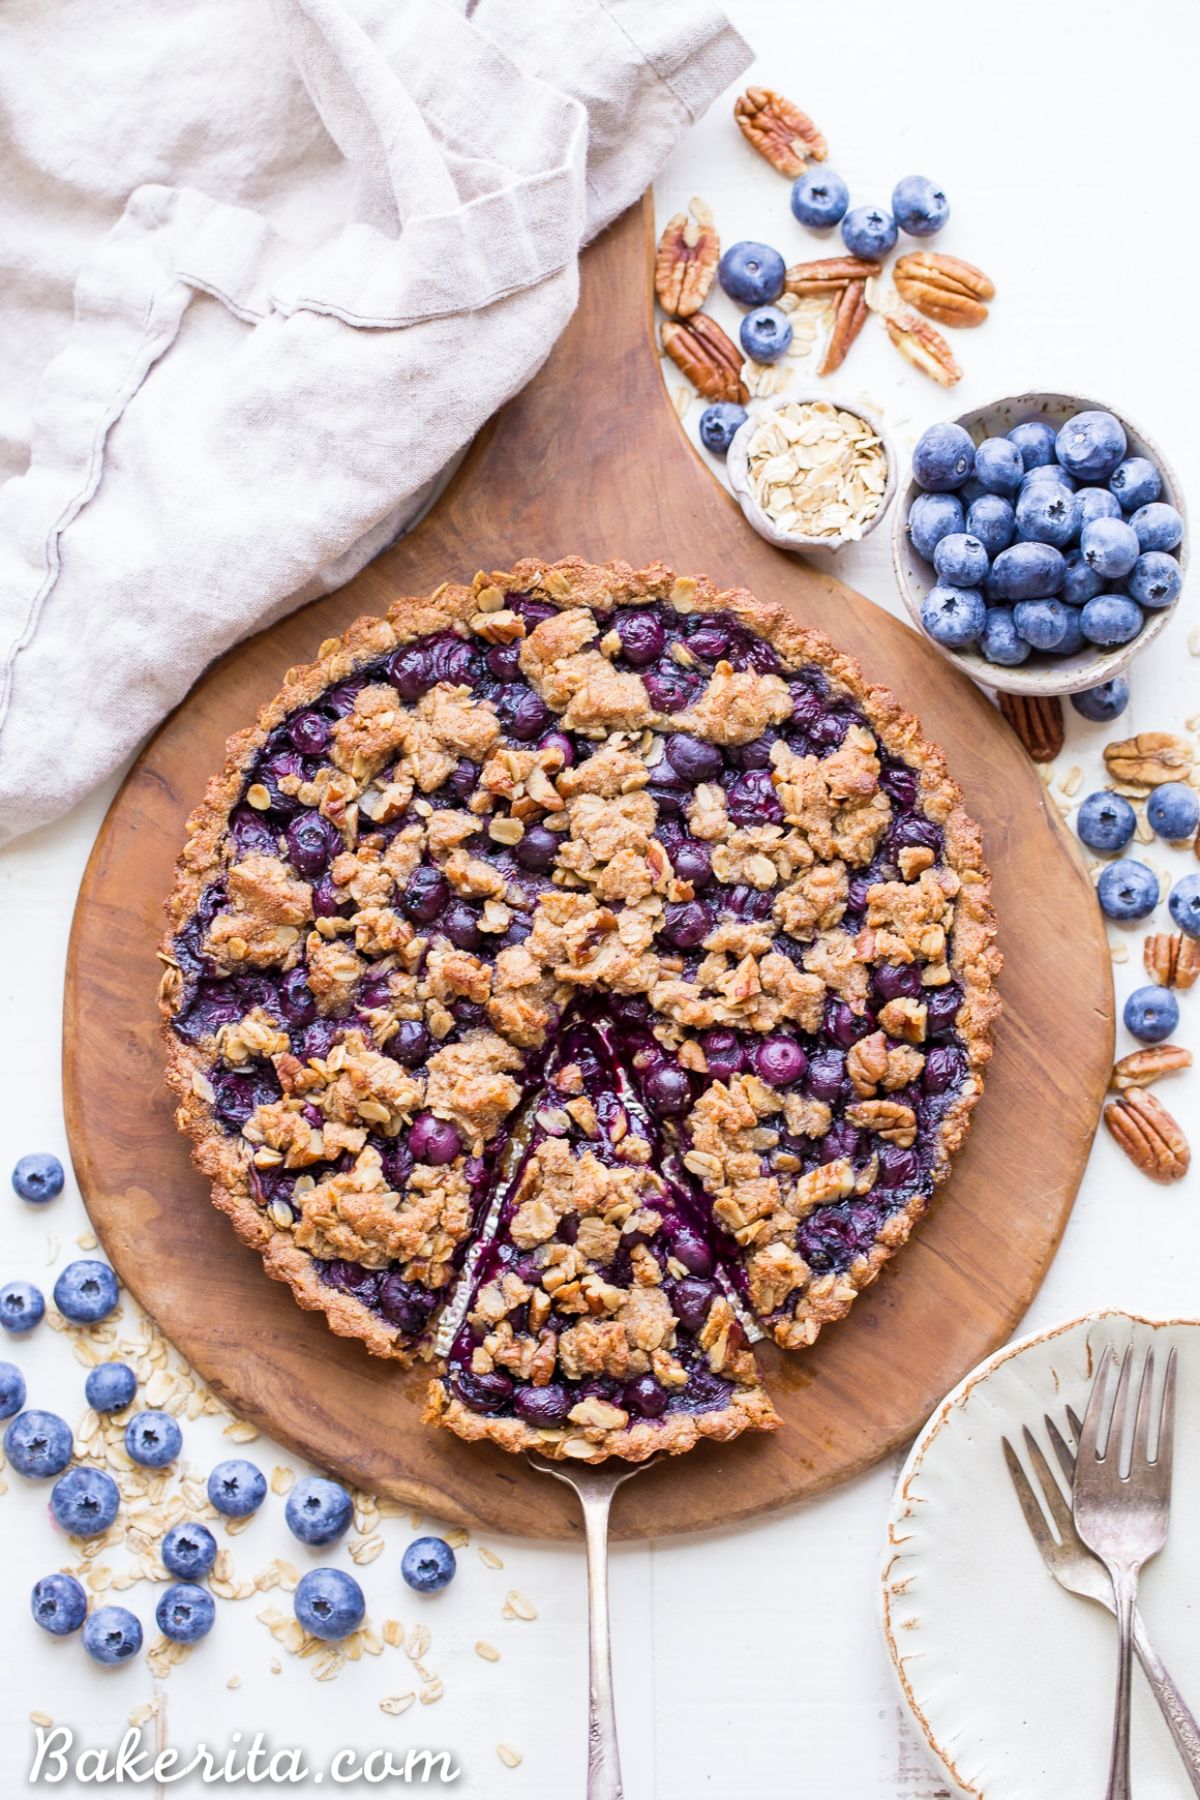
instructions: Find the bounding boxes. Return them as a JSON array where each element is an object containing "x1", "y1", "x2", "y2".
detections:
[
  {"x1": 1004, "y1": 1407, "x2": 1200, "y2": 1793},
  {"x1": 1074, "y1": 1346, "x2": 1178, "y2": 1800}
]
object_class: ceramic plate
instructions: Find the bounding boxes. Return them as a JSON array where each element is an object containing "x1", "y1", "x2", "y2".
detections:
[{"x1": 881, "y1": 1311, "x2": 1200, "y2": 1799}]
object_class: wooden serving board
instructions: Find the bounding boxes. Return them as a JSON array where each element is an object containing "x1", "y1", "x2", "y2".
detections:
[{"x1": 63, "y1": 195, "x2": 1113, "y2": 1541}]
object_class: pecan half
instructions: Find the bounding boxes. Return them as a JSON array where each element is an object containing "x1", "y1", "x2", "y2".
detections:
[
  {"x1": 661, "y1": 315, "x2": 748, "y2": 404},
  {"x1": 734, "y1": 87, "x2": 827, "y2": 177},
  {"x1": 845, "y1": 1099, "x2": 917, "y2": 1148},
  {"x1": 998, "y1": 692, "x2": 1064, "y2": 763},
  {"x1": 1103, "y1": 732, "x2": 1194, "y2": 792},
  {"x1": 894, "y1": 252, "x2": 995, "y2": 327},
  {"x1": 655, "y1": 204, "x2": 719, "y2": 319},
  {"x1": 846, "y1": 1029, "x2": 888, "y2": 1097},
  {"x1": 820, "y1": 279, "x2": 869, "y2": 376},
  {"x1": 1110, "y1": 1044, "x2": 1193, "y2": 1090},
  {"x1": 785, "y1": 256, "x2": 881, "y2": 296},
  {"x1": 1144, "y1": 931, "x2": 1200, "y2": 990},
  {"x1": 1104, "y1": 1088, "x2": 1190, "y2": 1183},
  {"x1": 882, "y1": 309, "x2": 962, "y2": 386}
]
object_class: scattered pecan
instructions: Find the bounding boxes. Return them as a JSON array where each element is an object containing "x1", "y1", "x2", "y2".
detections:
[
  {"x1": 845, "y1": 1099, "x2": 917, "y2": 1148},
  {"x1": 820, "y1": 278, "x2": 869, "y2": 376},
  {"x1": 661, "y1": 314, "x2": 748, "y2": 404},
  {"x1": 733, "y1": 87, "x2": 827, "y2": 178},
  {"x1": 655, "y1": 203, "x2": 719, "y2": 319},
  {"x1": 894, "y1": 252, "x2": 995, "y2": 327},
  {"x1": 785, "y1": 256, "x2": 881, "y2": 296},
  {"x1": 1104, "y1": 1088, "x2": 1190, "y2": 1183},
  {"x1": 1111, "y1": 1044, "x2": 1193, "y2": 1091},
  {"x1": 1144, "y1": 931, "x2": 1200, "y2": 990},
  {"x1": 882, "y1": 309, "x2": 962, "y2": 386},
  {"x1": 998, "y1": 692, "x2": 1064, "y2": 763},
  {"x1": 1103, "y1": 732, "x2": 1194, "y2": 792}
]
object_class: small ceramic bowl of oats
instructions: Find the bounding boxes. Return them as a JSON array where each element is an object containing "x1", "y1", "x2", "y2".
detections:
[{"x1": 726, "y1": 394, "x2": 897, "y2": 555}]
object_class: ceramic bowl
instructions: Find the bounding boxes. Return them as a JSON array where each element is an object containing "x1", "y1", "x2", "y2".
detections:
[
  {"x1": 891, "y1": 389, "x2": 1188, "y2": 697},
  {"x1": 726, "y1": 393, "x2": 897, "y2": 555}
]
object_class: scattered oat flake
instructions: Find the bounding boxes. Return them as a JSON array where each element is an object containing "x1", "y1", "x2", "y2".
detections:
[
  {"x1": 443, "y1": 1526, "x2": 470, "y2": 1550},
  {"x1": 77, "y1": 1232, "x2": 98, "y2": 1250},
  {"x1": 497, "y1": 1744, "x2": 523, "y2": 1770},
  {"x1": 670, "y1": 385, "x2": 691, "y2": 421},
  {"x1": 379, "y1": 1693, "x2": 415, "y2": 1716},
  {"x1": 270, "y1": 1658, "x2": 282, "y2": 1675},
  {"x1": 383, "y1": 1619, "x2": 405, "y2": 1649},
  {"x1": 1059, "y1": 766, "x2": 1083, "y2": 797},
  {"x1": 478, "y1": 1547, "x2": 504, "y2": 1570},
  {"x1": 475, "y1": 1641, "x2": 500, "y2": 1662},
  {"x1": 224, "y1": 1421, "x2": 260, "y2": 1443},
  {"x1": 1111, "y1": 944, "x2": 1129, "y2": 964},
  {"x1": 30, "y1": 1712, "x2": 53, "y2": 1729},
  {"x1": 1189, "y1": 625, "x2": 1200, "y2": 655},
  {"x1": 349, "y1": 1534, "x2": 385, "y2": 1566},
  {"x1": 406, "y1": 1624, "x2": 431, "y2": 1662},
  {"x1": 504, "y1": 1590, "x2": 538, "y2": 1621},
  {"x1": 419, "y1": 1678, "x2": 444, "y2": 1705},
  {"x1": 226, "y1": 1675, "x2": 241, "y2": 1690}
]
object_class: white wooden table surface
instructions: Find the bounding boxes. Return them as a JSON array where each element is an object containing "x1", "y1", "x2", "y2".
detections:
[{"x1": 3, "y1": 3, "x2": 1199, "y2": 1794}]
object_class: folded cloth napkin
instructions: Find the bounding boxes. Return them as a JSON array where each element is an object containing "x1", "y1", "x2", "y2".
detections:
[{"x1": 0, "y1": 0, "x2": 749, "y2": 843}]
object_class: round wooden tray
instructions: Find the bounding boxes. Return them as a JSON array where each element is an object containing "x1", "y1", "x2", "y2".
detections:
[{"x1": 63, "y1": 196, "x2": 1113, "y2": 1541}]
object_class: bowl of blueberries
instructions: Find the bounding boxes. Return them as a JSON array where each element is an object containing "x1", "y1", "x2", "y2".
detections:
[{"x1": 891, "y1": 391, "x2": 1186, "y2": 695}]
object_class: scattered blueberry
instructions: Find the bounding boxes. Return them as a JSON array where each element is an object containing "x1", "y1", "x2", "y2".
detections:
[
  {"x1": 790, "y1": 169, "x2": 849, "y2": 228},
  {"x1": 207, "y1": 1458, "x2": 267, "y2": 1518},
  {"x1": 1055, "y1": 410, "x2": 1127, "y2": 482},
  {"x1": 980, "y1": 606, "x2": 1030, "y2": 667},
  {"x1": 1123, "y1": 985, "x2": 1180, "y2": 1044},
  {"x1": 85, "y1": 1362, "x2": 137, "y2": 1413},
  {"x1": 82, "y1": 1605, "x2": 143, "y2": 1665},
  {"x1": 1169, "y1": 873, "x2": 1200, "y2": 937},
  {"x1": 31, "y1": 1572, "x2": 88, "y2": 1636},
  {"x1": 1015, "y1": 483, "x2": 1080, "y2": 549},
  {"x1": 973, "y1": 437, "x2": 1024, "y2": 497},
  {"x1": 4, "y1": 1409, "x2": 73, "y2": 1478},
  {"x1": 1075, "y1": 486, "x2": 1123, "y2": 529},
  {"x1": 1062, "y1": 549, "x2": 1106, "y2": 606},
  {"x1": 0, "y1": 1360, "x2": 25, "y2": 1418},
  {"x1": 12, "y1": 1154, "x2": 64, "y2": 1205},
  {"x1": 908, "y1": 492, "x2": 964, "y2": 559},
  {"x1": 1077, "y1": 791, "x2": 1136, "y2": 854},
  {"x1": 841, "y1": 205, "x2": 897, "y2": 260},
  {"x1": 1080, "y1": 516, "x2": 1140, "y2": 579},
  {"x1": 1128, "y1": 551, "x2": 1183, "y2": 610},
  {"x1": 51, "y1": 1466, "x2": 121, "y2": 1537},
  {"x1": 53, "y1": 1260, "x2": 119, "y2": 1325},
  {"x1": 933, "y1": 533, "x2": 988, "y2": 588},
  {"x1": 920, "y1": 585, "x2": 986, "y2": 648},
  {"x1": 401, "y1": 1536, "x2": 457, "y2": 1594},
  {"x1": 294, "y1": 1568, "x2": 365, "y2": 1640},
  {"x1": 988, "y1": 542, "x2": 1066, "y2": 600},
  {"x1": 285, "y1": 1476, "x2": 353, "y2": 1547},
  {"x1": 157, "y1": 1583, "x2": 215, "y2": 1644},
  {"x1": 698, "y1": 403, "x2": 747, "y2": 457},
  {"x1": 739, "y1": 306, "x2": 792, "y2": 363},
  {"x1": 1147, "y1": 783, "x2": 1200, "y2": 842},
  {"x1": 1070, "y1": 677, "x2": 1129, "y2": 723},
  {"x1": 1109, "y1": 457, "x2": 1161, "y2": 512},
  {"x1": 1080, "y1": 593, "x2": 1144, "y2": 646},
  {"x1": 912, "y1": 422, "x2": 975, "y2": 492},
  {"x1": 0, "y1": 1280, "x2": 44, "y2": 1335},
  {"x1": 1007, "y1": 419, "x2": 1058, "y2": 471},
  {"x1": 717, "y1": 241, "x2": 786, "y2": 307},
  {"x1": 891, "y1": 175, "x2": 949, "y2": 237},
  {"x1": 1129, "y1": 502, "x2": 1183, "y2": 553},
  {"x1": 1096, "y1": 859, "x2": 1159, "y2": 922},
  {"x1": 1013, "y1": 599, "x2": 1072, "y2": 651},
  {"x1": 966, "y1": 494, "x2": 1016, "y2": 558},
  {"x1": 162, "y1": 1522, "x2": 218, "y2": 1580},
  {"x1": 125, "y1": 1411, "x2": 182, "y2": 1469}
]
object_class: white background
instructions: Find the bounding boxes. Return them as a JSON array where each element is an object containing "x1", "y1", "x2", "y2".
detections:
[{"x1": 3, "y1": 2, "x2": 1200, "y2": 1795}]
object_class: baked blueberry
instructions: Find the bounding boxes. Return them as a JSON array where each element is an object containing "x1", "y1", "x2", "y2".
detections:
[
  {"x1": 85, "y1": 1362, "x2": 137, "y2": 1413},
  {"x1": 1109, "y1": 457, "x2": 1161, "y2": 511},
  {"x1": 790, "y1": 169, "x2": 849, "y2": 228},
  {"x1": 933, "y1": 533, "x2": 989, "y2": 588},
  {"x1": 0, "y1": 1280, "x2": 44, "y2": 1335},
  {"x1": 840, "y1": 205, "x2": 897, "y2": 259},
  {"x1": 1055, "y1": 410, "x2": 1127, "y2": 482},
  {"x1": 1080, "y1": 517, "x2": 1140, "y2": 579},
  {"x1": 717, "y1": 241, "x2": 786, "y2": 307},
  {"x1": 912, "y1": 422, "x2": 975, "y2": 492},
  {"x1": 980, "y1": 607, "x2": 1030, "y2": 667},
  {"x1": 1168, "y1": 873, "x2": 1200, "y2": 937},
  {"x1": 1075, "y1": 487, "x2": 1123, "y2": 530},
  {"x1": 908, "y1": 492, "x2": 965, "y2": 559},
  {"x1": 1006, "y1": 420, "x2": 1058, "y2": 471},
  {"x1": 1015, "y1": 484, "x2": 1080, "y2": 549},
  {"x1": 409, "y1": 1114, "x2": 462, "y2": 1166},
  {"x1": 0, "y1": 1360, "x2": 25, "y2": 1418},
  {"x1": 665, "y1": 733, "x2": 723, "y2": 783},
  {"x1": 1128, "y1": 551, "x2": 1182, "y2": 609},
  {"x1": 972, "y1": 437, "x2": 1023, "y2": 497},
  {"x1": 739, "y1": 306, "x2": 793, "y2": 364},
  {"x1": 987, "y1": 542, "x2": 1066, "y2": 600},
  {"x1": 1129, "y1": 502, "x2": 1183, "y2": 553},
  {"x1": 401, "y1": 1535, "x2": 457, "y2": 1594},
  {"x1": 162, "y1": 1522, "x2": 218, "y2": 1580},
  {"x1": 1147, "y1": 783, "x2": 1200, "y2": 842},
  {"x1": 699, "y1": 403, "x2": 748, "y2": 457},
  {"x1": 157, "y1": 1583, "x2": 215, "y2": 1644},
  {"x1": 891, "y1": 175, "x2": 949, "y2": 236},
  {"x1": 613, "y1": 608, "x2": 665, "y2": 665},
  {"x1": 966, "y1": 495, "x2": 1016, "y2": 558},
  {"x1": 5, "y1": 1408, "x2": 73, "y2": 1478},
  {"x1": 31, "y1": 1572, "x2": 88, "y2": 1636},
  {"x1": 1123, "y1": 985, "x2": 1179, "y2": 1044},
  {"x1": 750, "y1": 1036, "x2": 807, "y2": 1086},
  {"x1": 208, "y1": 1458, "x2": 267, "y2": 1518},
  {"x1": 82, "y1": 1605, "x2": 143, "y2": 1665},
  {"x1": 1080, "y1": 594, "x2": 1144, "y2": 647},
  {"x1": 51, "y1": 1466, "x2": 121, "y2": 1537},
  {"x1": 1013, "y1": 599, "x2": 1071, "y2": 651},
  {"x1": 285, "y1": 1476, "x2": 354, "y2": 1547},
  {"x1": 53, "y1": 1259, "x2": 119, "y2": 1325},
  {"x1": 920, "y1": 586, "x2": 986, "y2": 649},
  {"x1": 126, "y1": 1410, "x2": 182, "y2": 1468},
  {"x1": 294, "y1": 1568, "x2": 365, "y2": 1640},
  {"x1": 1077, "y1": 792, "x2": 1136, "y2": 855},
  {"x1": 1070, "y1": 677, "x2": 1129, "y2": 723},
  {"x1": 1096, "y1": 859, "x2": 1158, "y2": 922},
  {"x1": 12, "y1": 1153, "x2": 64, "y2": 1204}
]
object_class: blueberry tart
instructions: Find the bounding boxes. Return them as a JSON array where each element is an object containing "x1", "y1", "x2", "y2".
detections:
[{"x1": 161, "y1": 557, "x2": 999, "y2": 1462}]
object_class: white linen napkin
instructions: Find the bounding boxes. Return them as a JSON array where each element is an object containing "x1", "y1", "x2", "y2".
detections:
[{"x1": 0, "y1": 0, "x2": 749, "y2": 843}]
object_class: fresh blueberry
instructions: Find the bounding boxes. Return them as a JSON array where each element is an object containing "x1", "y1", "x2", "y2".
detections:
[
  {"x1": 4, "y1": 1409, "x2": 73, "y2": 1478},
  {"x1": 85, "y1": 1362, "x2": 137, "y2": 1413},
  {"x1": 31, "y1": 1572, "x2": 88, "y2": 1636},
  {"x1": 1061, "y1": 549, "x2": 1105, "y2": 607},
  {"x1": 0, "y1": 1280, "x2": 44, "y2": 1335},
  {"x1": 51, "y1": 1466, "x2": 120, "y2": 1537},
  {"x1": 0, "y1": 1360, "x2": 25, "y2": 1418},
  {"x1": 1007, "y1": 420, "x2": 1058, "y2": 471},
  {"x1": 1080, "y1": 516, "x2": 1140, "y2": 579},
  {"x1": 294, "y1": 1568, "x2": 365, "y2": 1640},
  {"x1": 980, "y1": 607, "x2": 1030, "y2": 667},
  {"x1": 987, "y1": 542, "x2": 1066, "y2": 600},
  {"x1": 699, "y1": 403, "x2": 747, "y2": 456},
  {"x1": 82, "y1": 1605, "x2": 143, "y2": 1665},
  {"x1": 973, "y1": 437, "x2": 1024, "y2": 497},
  {"x1": 12, "y1": 1153, "x2": 64, "y2": 1205},
  {"x1": 53, "y1": 1260, "x2": 119, "y2": 1325},
  {"x1": 1055, "y1": 410, "x2": 1127, "y2": 482},
  {"x1": 1096, "y1": 859, "x2": 1159, "y2": 922},
  {"x1": 1080, "y1": 594, "x2": 1144, "y2": 646},
  {"x1": 739, "y1": 305, "x2": 792, "y2": 364},
  {"x1": 125, "y1": 1411, "x2": 182, "y2": 1468},
  {"x1": 958, "y1": 477, "x2": 989, "y2": 508},
  {"x1": 157, "y1": 1583, "x2": 215, "y2": 1644},
  {"x1": 1123, "y1": 985, "x2": 1180, "y2": 1043},
  {"x1": 285, "y1": 1476, "x2": 353, "y2": 1547},
  {"x1": 966, "y1": 494, "x2": 1016, "y2": 558},
  {"x1": 1070, "y1": 677, "x2": 1129, "y2": 723},
  {"x1": 408, "y1": 1113, "x2": 462, "y2": 1166},
  {"x1": 1148, "y1": 783, "x2": 1199, "y2": 841},
  {"x1": 1129, "y1": 502, "x2": 1183, "y2": 553},
  {"x1": 162, "y1": 1522, "x2": 218, "y2": 1580},
  {"x1": 1128, "y1": 551, "x2": 1183, "y2": 609},
  {"x1": 790, "y1": 168, "x2": 849, "y2": 228},
  {"x1": 1109, "y1": 457, "x2": 1161, "y2": 512},
  {"x1": 933, "y1": 533, "x2": 989, "y2": 587},
  {"x1": 1013, "y1": 599, "x2": 1072, "y2": 651},
  {"x1": 207, "y1": 1458, "x2": 267, "y2": 1518},
  {"x1": 717, "y1": 241, "x2": 786, "y2": 307},
  {"x1": 1077, "y1": 791, "x2": 1136, "y2": 854},
  {"x1": 401, "y1": 1536, "x2": 457, "y2": 1594},
  {"x1": 908, "y1": 492, "x2": 964, "y2": 559},
  {"x1": 891, "y1": 175, "x2": 949, "y2": 237},
  {"x1": 1055, "y1": 607, "x2": 1087, "y2": 656},
  {"x1": 1021, "y1": 462, "x2": 1076, "y2": 495},
  {"x1": 912, "y1": 422, "x2": 975, "y2": 492},
  {"x1": 1015, "y1": 483, "x2": 1080, "y2": 549},
  {"x1": 1169, "y1": 874, "x2": 1200, "y2": 937},
  {"x1": 1075, "y1": 486, "x2": 1123, "y2": 529},
  {"x1": 920, "y1": 585, "x2": 986, "y2": 649},
  {"x1": 840, "y1": 205, "x2": 897, "y2": 260}
]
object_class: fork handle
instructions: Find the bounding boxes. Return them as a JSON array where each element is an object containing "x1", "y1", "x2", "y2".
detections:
[
  {"x1": 1133, "y1": 1610, "x2": 1200, "y2": 1796},
  {"x1": 1106, "y1": 1568, "x2": 1137, "y2": 1800}
]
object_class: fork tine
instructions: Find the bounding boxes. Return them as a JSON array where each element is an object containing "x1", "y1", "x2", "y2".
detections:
[
  {"x1": 1044, "y1": 1413, "x2": 1076, "y2": 1487},
  {"x1": 1079, "y1": 1346, "x2": 1114, "y2": 1466},
  {"x1": 1066, "y1": 1404, "x2": 1084, "y2": 1441},
  {"x1": 1132, "y1": 1348, "x2": 1156, "y2": 1469},
  {"x1": 1155, "y1": 1347, "x2": 1178, "y2": 1483},
  {"x1": 1105, "y1": 1345, "x2": 1134, "y2": 1468},
  {"x1": 1002, "y1": 1437, "x2": 1059, "y2": 1556},
  {"x1": 1023, "y1": 1427, "x2": 1075, "y2": 1540}
]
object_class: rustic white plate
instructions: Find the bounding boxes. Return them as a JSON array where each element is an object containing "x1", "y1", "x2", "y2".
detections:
[{"x1": 881, "y1": 1310, "x2": 1200, "y2": 1799}]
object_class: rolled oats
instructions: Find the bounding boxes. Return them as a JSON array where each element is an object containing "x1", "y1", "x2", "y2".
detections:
[{"x1": 742, "y1": 400, "x2": 887, "y2": 542}]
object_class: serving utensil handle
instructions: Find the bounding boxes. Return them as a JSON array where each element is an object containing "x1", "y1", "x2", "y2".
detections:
[{"x1": 580, "y1": 1477, "x2": 624, "y2": 1800}]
